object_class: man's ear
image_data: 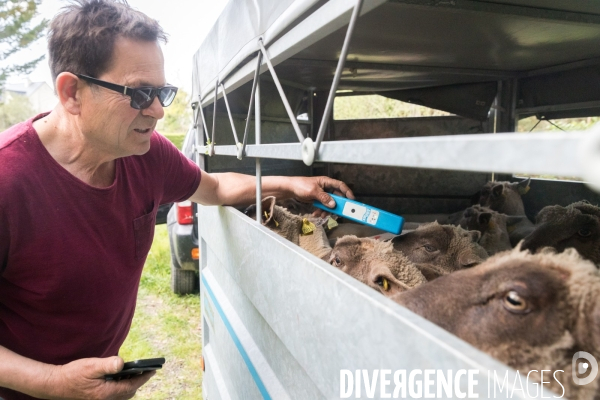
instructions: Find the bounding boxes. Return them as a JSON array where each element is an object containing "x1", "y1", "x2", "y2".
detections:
[{"x1": 55, "y1": 72, "x2": 83, "y2": 115}]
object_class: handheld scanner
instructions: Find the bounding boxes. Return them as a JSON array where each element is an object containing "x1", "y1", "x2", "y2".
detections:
[{"x1": 313, "y1": 193, "x2": 404, "y2": 234}]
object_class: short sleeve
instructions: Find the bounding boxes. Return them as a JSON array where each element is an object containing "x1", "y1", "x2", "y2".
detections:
[
  {"x1": 154, "y1": 132, "x2": 201, "y2": 205},
  {"x1": 0, "y1": 206, "x2": 9, "y2": 277}
]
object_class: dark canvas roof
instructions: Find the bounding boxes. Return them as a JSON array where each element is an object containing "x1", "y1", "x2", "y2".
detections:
[{"x1": 194, "y1": 0, "x2": 600, "y2": 119}]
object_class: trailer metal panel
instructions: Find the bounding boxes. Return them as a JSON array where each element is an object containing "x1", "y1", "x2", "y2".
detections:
[
  {"x1": 197, "y1": 131, "x2": 584, "y2": 177},
  {"x1": 193, "y1": 1, "x2": 600, "y2": 398},
  {"x1": 199, "y1": 206, "x2": 550, "y2": 399}
]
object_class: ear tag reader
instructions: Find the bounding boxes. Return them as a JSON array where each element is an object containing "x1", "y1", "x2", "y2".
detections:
[{"x1": 313, "y1": 193, "x2": 404, "y2": 234}]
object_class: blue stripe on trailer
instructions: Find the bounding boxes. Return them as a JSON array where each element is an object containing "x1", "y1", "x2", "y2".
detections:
[{"x1": 201, "y1": 274, "x2": 272, "y2": 400}]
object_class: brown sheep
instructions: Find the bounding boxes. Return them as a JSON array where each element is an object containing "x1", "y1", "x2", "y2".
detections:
[
  {"x1": 458, "y1": 205, "x2": 512, "y2": 255},
  {"x1": 391, "y1": 222, "x2": 488, "y2": 280},
  {"x1": 478, "y1": 178, "x2": 530, "y2": 215},
  {"x1": 326, "y1": 235, "x2": 426, "y2": 297},
  {"x1": 477, "y1": 179, "x2": 535, "y2": 245},
  {"x1": 244, "y1": 196, "x2": 304, "y2": 244},
  {"x1": 521, "y1": 201, "x2": 600, "y2": 265},
  {"x1": 394, "y1": 248, "x2": 600, "y2": 400}
]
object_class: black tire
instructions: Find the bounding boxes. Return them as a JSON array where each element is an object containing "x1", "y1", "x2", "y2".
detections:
[{"x1": 171, "y1": 262, "x2": 197, "y2": 295}]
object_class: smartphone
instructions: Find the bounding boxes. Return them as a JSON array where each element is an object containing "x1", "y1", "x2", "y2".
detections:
[{"x1": 104, "y1": 357, "x2": 165, "y2": 381}]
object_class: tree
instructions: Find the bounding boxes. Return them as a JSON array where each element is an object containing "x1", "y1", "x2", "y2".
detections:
[
  {"x1": 0, "y1": 0, "x2": 47, "y2": 84},
  {"x1": 0, "y1": 93, "x2": 34, "y2": 129},
  {"x1": 156, "y1": 88, "x2": 192, "y2": 135}
]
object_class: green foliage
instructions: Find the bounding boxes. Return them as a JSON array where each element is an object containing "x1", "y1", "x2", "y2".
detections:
[
  {"x1": 0, "y1": 93, "x2": 33, "y2": 129},
  {"x1": 163, "y1": 133, "x2": 185, "y2": 150},
  {"x1": 518, "y1": 116, "x2": 600, "y2": 133},
  {"x1": 0, "y1": 0, "x2": 47, "y2": 84},
  {"x1": 334, "y1": 95, "x2": 451, "y2": 119},
  {"x1": 157, "y1": 89, "x2": 192, "y2": 135},
  {"x1": 120, "y1": 226, "x2": 202, "y2": 399}
]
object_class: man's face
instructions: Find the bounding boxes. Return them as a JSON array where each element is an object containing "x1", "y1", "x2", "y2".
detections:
[{"x1": 79, "y1": 37, "x2": 166, "y2": 158}]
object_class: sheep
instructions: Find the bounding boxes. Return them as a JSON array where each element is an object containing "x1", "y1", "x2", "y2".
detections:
[
  {"x1": 390, "y1": 221, "x2": 488, "y2": 280},
  {"x1": 457, "y1": 205, "x2": 512, "y2": 255},
  {"x1": 521, "y1": 201, "x2": 600, "y2": 265},
  {"x1": 245, "y1": 197, "x2": 427, "y2": 296},
  {"x1": 394, "y1": 247, "x2": 600, "y2": 400},
  {"x1": 275, "y1": 198, "x2": 318, "y2": 215},
  {"x1": 475, "y1": 178, "x2": 536, "y2": 245},
  {"x1": 478, "y1": 178, "x2": 531, "y2": 215},
  {"x1": 244, "y1": 196, "x2": 304, "y2": 245},
  {"x1": 326, "y1": 235, "x2": 426, "y2": 297}
]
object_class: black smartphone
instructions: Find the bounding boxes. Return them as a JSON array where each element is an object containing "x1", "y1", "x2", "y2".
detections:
[{"x1": 104, "y1": 357, "x2": 165, "y2": 381}]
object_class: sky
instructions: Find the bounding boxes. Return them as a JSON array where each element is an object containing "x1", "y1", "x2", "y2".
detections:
[{"x1": 10, "y1": 0, "x2": 230, "y2": 94}]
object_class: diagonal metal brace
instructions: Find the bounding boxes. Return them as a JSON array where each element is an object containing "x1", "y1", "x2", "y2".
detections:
[
  {"x1": 313, "y1": 0, "x2": 364, "y2": 160},
  {"x1": 220, "y1": 82, "x2": 243, "y2": 158},
  {"x1": 258, "y1": 40, "x2": 305, "y2": 144},
  {"x1": 240, "y1": 51, "x2": 263, "y2": 160}
]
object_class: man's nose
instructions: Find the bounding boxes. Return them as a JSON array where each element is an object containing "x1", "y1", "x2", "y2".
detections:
[{"x1": 141, "y1": 96, "x2": 165, "y2": 119}]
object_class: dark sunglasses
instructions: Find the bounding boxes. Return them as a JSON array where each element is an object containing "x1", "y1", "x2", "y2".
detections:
[{"x1": 75, "y1": 74, "x2": 178, "y2": 110}]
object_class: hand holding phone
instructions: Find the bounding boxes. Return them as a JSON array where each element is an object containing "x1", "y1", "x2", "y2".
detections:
[{"x1": 104, "y1": 357, "x2": 165, "y2": 381}]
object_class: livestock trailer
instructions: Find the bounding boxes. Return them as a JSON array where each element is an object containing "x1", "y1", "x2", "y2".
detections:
[{"x1": 191, "y1": 1, "x2": 600, "y2": 398}]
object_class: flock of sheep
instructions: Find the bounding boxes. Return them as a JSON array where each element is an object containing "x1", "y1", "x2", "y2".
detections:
[{"x1": 243, "y1": 179, "x2": 600, "y2": 400}]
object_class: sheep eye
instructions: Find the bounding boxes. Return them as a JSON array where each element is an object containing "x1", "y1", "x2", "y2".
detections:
[
  {"x1": 375, "y1": 277, "x2": 389, "y2": 291},
  {"x1": 423, "y1": 245, "x2": 436, "y2": 252},
  {"x1": 578, "y1": 228, "x2": 592, "y2": 237},
  {"x1": 504, "y1": 291, "x2": 527, "y2": 312},
  {"x1": 332, "y1": 256, "x2": 341, "y2": 266}
]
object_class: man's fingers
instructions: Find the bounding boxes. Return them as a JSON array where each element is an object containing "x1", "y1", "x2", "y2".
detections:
[
  {"x1": 320, "y1": 177, "x2": 355, "y2": 200},
  {"x1": 102, "y1": 356, "x2": 124, "y2": 375},
  {"x1": 108, "y1": 370, "x2": 156, "y2": 399},
  {"x1": 317, "y1": 191, "x2": 335, "y2": 208}
]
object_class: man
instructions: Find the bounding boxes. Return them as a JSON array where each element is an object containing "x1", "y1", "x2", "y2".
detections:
[{"x1": 0, "y1": 1, "x2": 353, "y2": 398}]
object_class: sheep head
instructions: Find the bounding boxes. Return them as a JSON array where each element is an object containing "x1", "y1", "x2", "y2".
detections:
[
  {"x1": 521, "y1": 201, "x2": 600, "y2": 265},
  {"x1": 244, "y1": 196, "x2": 303, "y2": 245},
  {"x1": 394, "y1": 247, "x2": 600, "y2": 400},
  {"x1": 477, "y1": 178, "x2": 530, "y2": 215},
  {"x1": 391, "y1": 221, "x2": 488, "y2": 277},
  {"x1": 327, "y1": 235, "x2": 426, "y2": 297}
]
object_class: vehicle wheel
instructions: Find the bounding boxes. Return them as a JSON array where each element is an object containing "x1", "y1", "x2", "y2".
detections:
[{"x1": 171, "y1": 262, "x2": 197, "y2": 295}]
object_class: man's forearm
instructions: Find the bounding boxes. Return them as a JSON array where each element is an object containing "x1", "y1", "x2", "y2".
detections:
[
  {"x1": 194, "y1": 172, "x2": 296, "y2": 207},
  {"x1": 0, "y1": 345, "x2": 54, "y2": 398}
]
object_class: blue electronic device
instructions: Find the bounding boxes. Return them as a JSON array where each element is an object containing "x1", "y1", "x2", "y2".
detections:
[{"x1": 313, "y1": 193, "x2": 404, "y2": 234}]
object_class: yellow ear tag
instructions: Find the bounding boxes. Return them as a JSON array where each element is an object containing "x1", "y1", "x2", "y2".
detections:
[
  {"x1": 382, "y1": 278, "x2": 389, "y2": 291},
  {"x1": 264, "y1": 211, "x2": 279, "y2": 227},
  {"x1": 522, "y1": 186, "x2": 530, "y2": 194},
  {"x1": 327, "y1": 216, "x2": 339, "y2": 230},
  {"x1": 301, "y1": 218, "x2": 316, "y2": 235}
]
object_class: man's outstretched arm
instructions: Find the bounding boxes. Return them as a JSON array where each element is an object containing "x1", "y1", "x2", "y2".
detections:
[{"x1": 188, "y1": 171, "x2": 355, "y2": 208}]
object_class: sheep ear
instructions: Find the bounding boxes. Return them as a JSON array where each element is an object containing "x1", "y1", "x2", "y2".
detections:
[
  {"x1": 515, "y1": 178, "x2": 531, "y2": 195},
  {"x1": 492, "y1": 184, "x2": 504, "y2": 197},
  {"x1": 468, "y1": 230, "x2": 481, "y2": 242},
  {"x1": 478, "y1": 213, "x2": 492, "y2": 226},
  {"x1": 259, "y1": 197, "x2": 277, "y2": 225},
  {"x1": 370, "y1": 269, "x2": 409, "y2": 296}
]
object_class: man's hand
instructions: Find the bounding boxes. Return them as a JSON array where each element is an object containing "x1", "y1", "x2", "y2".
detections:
[
  {"x1": 43, "y1": 356, "x2": 154, "y2": 400},
  {"x1": 289, "y1": 176, "x2": 355, "y2": 218}
]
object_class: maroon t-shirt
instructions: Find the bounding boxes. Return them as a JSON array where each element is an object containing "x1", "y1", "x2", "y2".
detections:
[{"x1": 0, "y1": 114, "x2": 200, "y2": 399}]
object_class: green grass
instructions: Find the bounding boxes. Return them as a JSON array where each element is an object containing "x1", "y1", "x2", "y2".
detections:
[
  {"x1": 163, "y1": 133, "x2": 186, "y2": 150},
  {"x1": 120, "y1": 225, "x2": 202, "y2": 399}
]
